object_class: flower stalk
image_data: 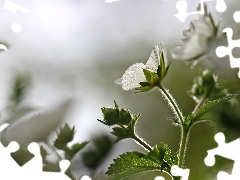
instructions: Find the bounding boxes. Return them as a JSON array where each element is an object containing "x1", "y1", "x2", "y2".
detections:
[
  {"x1": 157, "y1": 84, "x2": 184, "y2": 124},
  {"x1": 157, "y1": 84, "x2": 190, "y2": 168},
  {"x1": 133, "y1": 134, "x2": 152, "y2": 151},
  {"x1": 178, "y1": 127, "x2": 189, "y2": 168}
]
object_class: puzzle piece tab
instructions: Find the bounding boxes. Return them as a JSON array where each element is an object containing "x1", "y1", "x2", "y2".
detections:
[
  {"x1": 175, "y1": 0, "x2": 227, "y2": 22},
  {"x1": 233, "y1": 11, "x2": 240, "y2": 23},
  {"x1": 205, "y1": 132, "x2": 240, "y2": 179},
  {"x1": 171, "y1": 165, "x2": 190, "y2": 180},
  {"x1": 0, "y1": 123, "x2": 71, "y2": 180},
  {"x1": 216, "y1": 28, "x2": 240, "y2": 78},
  {"x1": 154, "y1": 176, "x2": 165, "y2": 180}
]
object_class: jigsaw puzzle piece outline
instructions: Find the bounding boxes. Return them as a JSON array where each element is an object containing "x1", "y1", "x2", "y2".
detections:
[
  {"x1": 205, "y1": 132, "x2": 240, "y2": 179},
  {"x1": 21, "y1": 142, "x2": 43, "y2": 173},
  {"x1": 175, "y1": 0, "x2": 227, "y2": 22},
  {"x1": 233, "y1": 11, "x2": 240, "y2": 23},
  {"x1": 0, "y1": 123, "x2": 71, "y2": 179},
  {"x1": 154, "y1": 176, "x2": 165, "y2": 180},
  {"x1": 171, "y1": 165, "x2": 190, "y2": 180},
  {"x1": 216, "y1": 28, "x2": 240, "y2": 78},
  {"x1": 0, "y1": 123, "x2": 19, "y2": 171}
]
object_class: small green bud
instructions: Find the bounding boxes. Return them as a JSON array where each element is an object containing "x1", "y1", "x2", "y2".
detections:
[
  {"x1": 189, "y1": 69, "x2": 218, "y2": 101},
  {"x1": 202, "y1": 69, "x2": 216, "y2": 87}
]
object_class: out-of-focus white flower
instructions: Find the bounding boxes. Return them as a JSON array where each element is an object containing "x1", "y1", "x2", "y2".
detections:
[
  {"x1": 116, "y1": 43, "x2": 170, "y2": 93},
  {"x1": 171, "y1": 4, "x2": 224, "y2": 64},
  {"x1": 1, "y1": 99, "x2": 73, "y2": 146}
]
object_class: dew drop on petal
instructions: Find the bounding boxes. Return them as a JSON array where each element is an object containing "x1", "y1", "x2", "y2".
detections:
[{"x1": 121, "y1": 63, "x2": 146, "y2": 91}]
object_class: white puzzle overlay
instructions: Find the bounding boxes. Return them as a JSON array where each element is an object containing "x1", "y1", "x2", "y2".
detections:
[
  {"x1": 155, "y1": 131, "x2": 240, "y2": 180},
  {"x1": 175, "y1": 0, "x2": 227, "y2": 22},
  {"x1": 175, "y1": 0, "x2": 240, "y2": 78},
  {"x1": 0, "y1": 123, "x2": 71, "y2": 180},
  {"x1": 154, "y1": 165, "x2": 190, "y2": 180},
  {"x1": 216, "y1": 13, "x2": 240, "y2": 78},
  {"x1": 205, "y1": 132, "x2": 240, "y2": 180}
]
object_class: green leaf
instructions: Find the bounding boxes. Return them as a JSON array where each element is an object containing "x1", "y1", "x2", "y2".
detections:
[
  {"x1": 107, "y1": 152, "x2": 161, "y2": 180},
  {"x1": 164, "y1": 62, "x2": 171, "y2": 77},
  {"x1": 159, "y1": 52, "x2": 165, "y2": 75},
  {"x1": 98, "y1": 106, "x2": 120, "y2": 126},
  {"x1": 142, "y1": 69, "x2": 159, "y2": 84},
  {"x1": 107, "y1": 143, "x2": 177, "y2": 179},
  {"x1": 98, "y1": 101, "x2": 141, "y2": 142},
  {"x1": 135, "y1": 85, "x2": 153, "y2": 93},
  {"x1": 147, "y1": 144, "x2": 166, "y2": 164},
  {"x1": 98, "y1": 101, "x2": 132, "y2": 126},
  {"x1": 65, "y1": 141, "x2": 89, "y2": 160},
  {"x1": 111, "y1": 114, "x2": 140, "y2": 142},
  {"x1": 185, "y1": 94, "x2": 236, "y2": 126},
  {"x1": 119, "y1": 109, "x2": 132, "y2": 125},
  {"x1": 157, "y1": 65, "x2": 162, "y2": 78},
  {"x1": 54, "y1": 123, "x2": 75, "y2": 150},
  {"x1": 147, "y1": 143, "x2": 178, "y2": 173},
  {"x1": 139, "y1": 82, "x2": 151, "y2": 87},
  {"x1": 111, "y1": 127, "x2": 133, "y2": 142}
]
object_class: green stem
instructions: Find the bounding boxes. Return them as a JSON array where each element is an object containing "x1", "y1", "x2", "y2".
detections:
[
  {"x1": 157, "y1": 84, "x2": 190, "y2": 169},
  {"x1": 157, "y1": 84, "x2": 184, "y2": 124},
  {"x1": 133, "y1": 134, "x2": 152, "y2": 151},
  {"x1": 178, "y1": 127, "x2": 189, "y2": 168}
]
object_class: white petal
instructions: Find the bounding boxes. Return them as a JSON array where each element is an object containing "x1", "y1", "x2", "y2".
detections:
[
  {"x1": 121, "y1": 63, "x2": 146, "y2": 91},
  {"x1": 146, "y1": 45, "x2": 160, "y2": 72},
  {"x1": 114, "y1": 78, "x2": 122, "y2": 85},
  {"x1": 171, "y1": 12, "x2": 216, "y2": 61}
]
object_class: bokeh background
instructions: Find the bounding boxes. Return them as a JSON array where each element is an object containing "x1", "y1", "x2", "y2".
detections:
[{"x1": 1, "y1": 0, "x2": 240, "y2": 179}]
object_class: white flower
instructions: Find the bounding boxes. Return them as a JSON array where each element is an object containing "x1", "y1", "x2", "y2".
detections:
[
  {"x1": 116, "y1": 43, "x2": 169, "y2": 92},
  {"x1": 171, "y1": 4, "x2": 223, "y2": 63}
]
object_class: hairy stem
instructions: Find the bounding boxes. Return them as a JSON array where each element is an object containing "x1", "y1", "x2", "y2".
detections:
[
  {"x1": 157, "y1": 84, "x2": 184, "y2": 124},
  {"x1": 133, "y1": 134, "x2": 152, "y2": 151},
  {"x1": 178, "y1": 127, "x2": 189, "y2": 168},
  {"x1": 157, "y1": 84, "x2": 190, "y2": 169}
]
